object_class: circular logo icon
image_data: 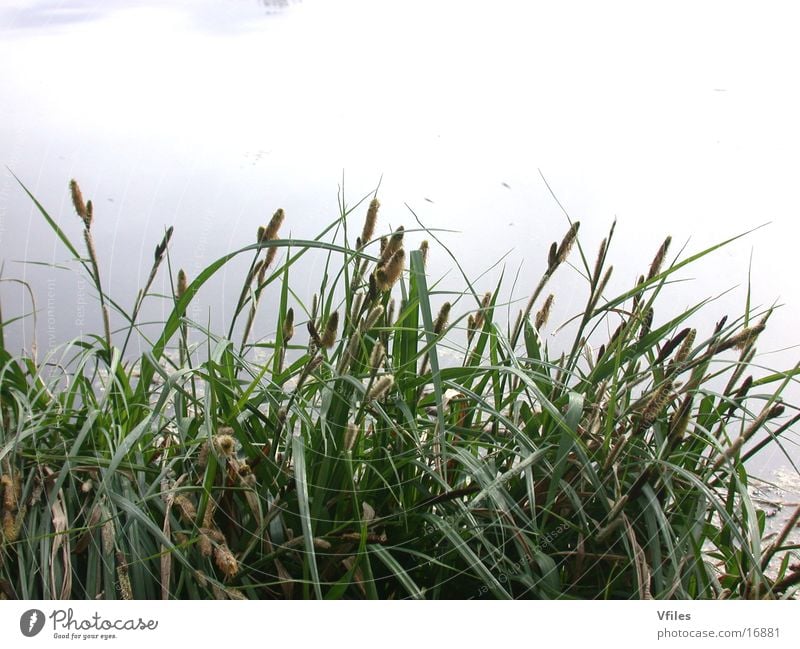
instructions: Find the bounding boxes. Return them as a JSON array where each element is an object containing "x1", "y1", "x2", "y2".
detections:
[{"x1": 20, "y1": 609, "x2": 45, "y2": 638}]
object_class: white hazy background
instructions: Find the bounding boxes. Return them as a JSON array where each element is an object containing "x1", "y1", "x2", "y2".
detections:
[{"x1": 1, "y1": 0, "x2": 799, "y2": 472}]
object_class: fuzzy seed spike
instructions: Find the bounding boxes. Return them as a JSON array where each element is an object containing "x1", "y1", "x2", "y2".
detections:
[
  {"x1": 376, "y1": 248, "x2": 405, "y2": 291},
  {"x1": 361, "y1": 198, "x2": 379, "y2": 245},
  {"x1": 265, "y1": 208, "x2": 285, "y2": 241},
  {"x1": 433, "y1": 302, "x2": 451, "y2": 335},
  {"x1": 647, "y1": 236, "x2": 672, "y2": 281},
  {"x1": 535, "y1": 294, "x2": 555, "y2": 330},
  {"x1": 556, "y1": 221, "x2": 580, "y2": 265},
  {"x1": 419, "y1": 239, "x2": 429, "y2": 267},
  {"x1": 369, "y1": 341, "x2": 385, "y2": 370},
  {"x1": 283, "y1": 308, "x2": 295, "y2": 342},
  {"x1": 320, "y1": 311, "x2": 340, "y2": 349},
  {"x1": 367, "y1": 374, "x2": 395, "y2": 401}
]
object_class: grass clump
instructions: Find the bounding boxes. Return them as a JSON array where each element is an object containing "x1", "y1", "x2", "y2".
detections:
[{"x1": 0, "y1": 176, "x2": 798, "y2": 600}]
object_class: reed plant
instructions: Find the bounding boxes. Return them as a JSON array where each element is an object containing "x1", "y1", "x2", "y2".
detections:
[{"x1": 0, "y1": 176, "x2": 798, "y2": 600}]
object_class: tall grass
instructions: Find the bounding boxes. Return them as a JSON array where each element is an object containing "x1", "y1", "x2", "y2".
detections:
[{"x1": 1, "y1": 176, "x2": 799, "y2": 600}]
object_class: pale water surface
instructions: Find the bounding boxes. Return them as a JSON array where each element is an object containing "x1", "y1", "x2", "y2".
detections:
[{"x1": 1, "y1": 0, "x2": 799, "y2": 482}]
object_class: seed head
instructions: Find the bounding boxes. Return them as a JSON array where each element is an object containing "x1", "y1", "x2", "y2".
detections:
[
  {"x1": 362, "y1": 304, "x2": 384, "y2": 331},
  {"x1": 718, "y1": 323, "x2": 766, "y2": 353},
  {"x1": 154, "y1": 226, "x2": 174, "y2": 263},
  {"x1": 116, "y1": 553, "x2": 133, "y2": 600},
  {"x1": 69, "y1": 179, "x2": 91, "y2": 228},
  {"x1": 674, "y1": 328, "x2": 696, "y2": 365},
  {"x1": 320, "y1": 311, "x2": 340, "y2": 349},
  {"x1": 647, "y1": 236, "x2": 672, "y2": 281},
  {"x1": 361, "y1": 198, "x2": 379, "y2": 245},
  {"x1": 547, "y1": 242, "x2": 558, "y2": 269},
  {"x1": 214, "y1": 544, "x2": 239, "y2": 578},
  {"x1": 641, "y1": 380, "x2": 674, "y2": 429},
  {"x1": 177, "y1": 269, "x2": 188, "y2": 299},
  {"x1": 555, "y1": 221, "x2": 580, "y2": 266},
  {"x1": 214, "y1": 433, "x2": 236, "y2": 457},
  {"x1": 2, "y1": 511, "x2": 20, "y2": 543},
  {"x1": 433, "y1": 302, "x2": 451, "y2": 334},
  {"x1": 768, "y1": 404, "x2": 785, "y2": 420},
  {"x1": 283, "y1": 308, "x2": 295, "y2": 342},
  {"x1": 535, "y1": 294, "x2": 555, "y2": 330},
  {"x1": 367, "y1": 374, "x2": 395, "y2": 401},
  {"x1": 376, "y1": 248, "x2": 405, "y2": 291},
  {"x1": 264, "y1": 208, "x2": 285, "y2": 241},
  {"x1": 419, "y1": 240, "x2": 429, "y2": 267},
  {"x1": 467, "y1": 314, "x2": 476, "y2": 343},
  {"x1": 264, "y1": 242, "x2": 279, "y2": 270},
  {"x1": 173, "y1": 495, "x2": 197, "y2": 524},
  {"x1": 350, "y1": 292, "x2": 364, "y2": 324},
  {"x1": 345, "y1": 422, "x2": 358, "y2": 452},
  {"x1": 369, "y1": 341, "x2": 384, "y2": 370},
  {"x1": 380, "y1": 226, "x2": 404, "y2": 265},
  {"x1": 337, "y1": 330, "x2": 361, "y2": 374},
  {"x1": 639, "y1": 307, "x2": 654, "y2": 341}
]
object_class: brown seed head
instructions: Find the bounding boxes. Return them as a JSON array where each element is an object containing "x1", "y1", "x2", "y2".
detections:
[
  {"x1": 674, "y1": 328, "x2": 696, "y2": 365},
  {"x1": 419, "y1": 240, "x2": 429, "y2": 267},
  {"x1": 641, "y1": 380, "x2": 674, "y2": 429},
  {"x1": 283, "y1": 308, "x2": 295, "y2": 342},
  {"x1": 214, "y1": 544, "x2": 239, "y2": 578},
  {"x1": 380, "y1": 226, "x2": 404, "y2": 265},
  {"x1": 177, "y1": 269, "x2": 188, "y2": 299},
  {"x1": 214, "y1": 433, "x2": 236, "y2": 457},
  {"x1": 376, "y1": 248, "x2": 405, "y2": 291},
  {"x1": 154, "y1": 226, "x2": 174, "y2": 263},
  {"x1": 69, "y1": 179, "x2": 90, "y2": 226},
  {"x1": 718, "y1": 323, "x2": 766, "y2": 353},
  {"x1": 433, "y1": 302, "x2": 451, "y2": 335},
  {"x1": 361, "y1": 198, "x2": 379, "y2": 245},
  {"x1": 320, "y1": 311, "x2": 340, "y2": 349},
  {"x1": 345, "y1": 422, "x2": 358, "y2": 452},
  {"x1": 592, "y1": 237, "x2": 607, "y2": 282},
  {"x1": 467, "y1": 314, "x2": 476, "y2": 343},
  {"x1": 367, "y1": 374, "x2": 395, "y2": 401},
  {"x1": 768, "y1": 404, "x2": 786, "y2": 420},
  {"x1": 264, "y1": 243, "x2": 278, "y2": 270},
  {"x1": 639, "y1": 307, "x2": 654, "y2": 341},
  {"x1": 362, "y1": 305, "x2": 384, "y2": 332},
  {"x1": 265, "y1": 208, "x2": 285, "y2": 241},
  {"x1": 547, "y1": 242, "x2": 558, "y2": 269},
  {"x1": 647, "y1": 236, "x2": 672, "y2": 281},
  {"x1": 535, "y1": 294, "x2": 555, "y2": 330},
  {"x1": 556, "y1": 221, "x2": 580, "y2": 265},
  {"x1": 116, "y1": 552, "x2": 132, "y2": 600},
  {"x1": 369, "y1": 341, "x2": 385, "y2": 370},
  {"x1": 350, "y1": 292, "x2": 364, "y2": 324},
  {"x1": 173, "y1": 494, "x2": 197, "y2": 524}
]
